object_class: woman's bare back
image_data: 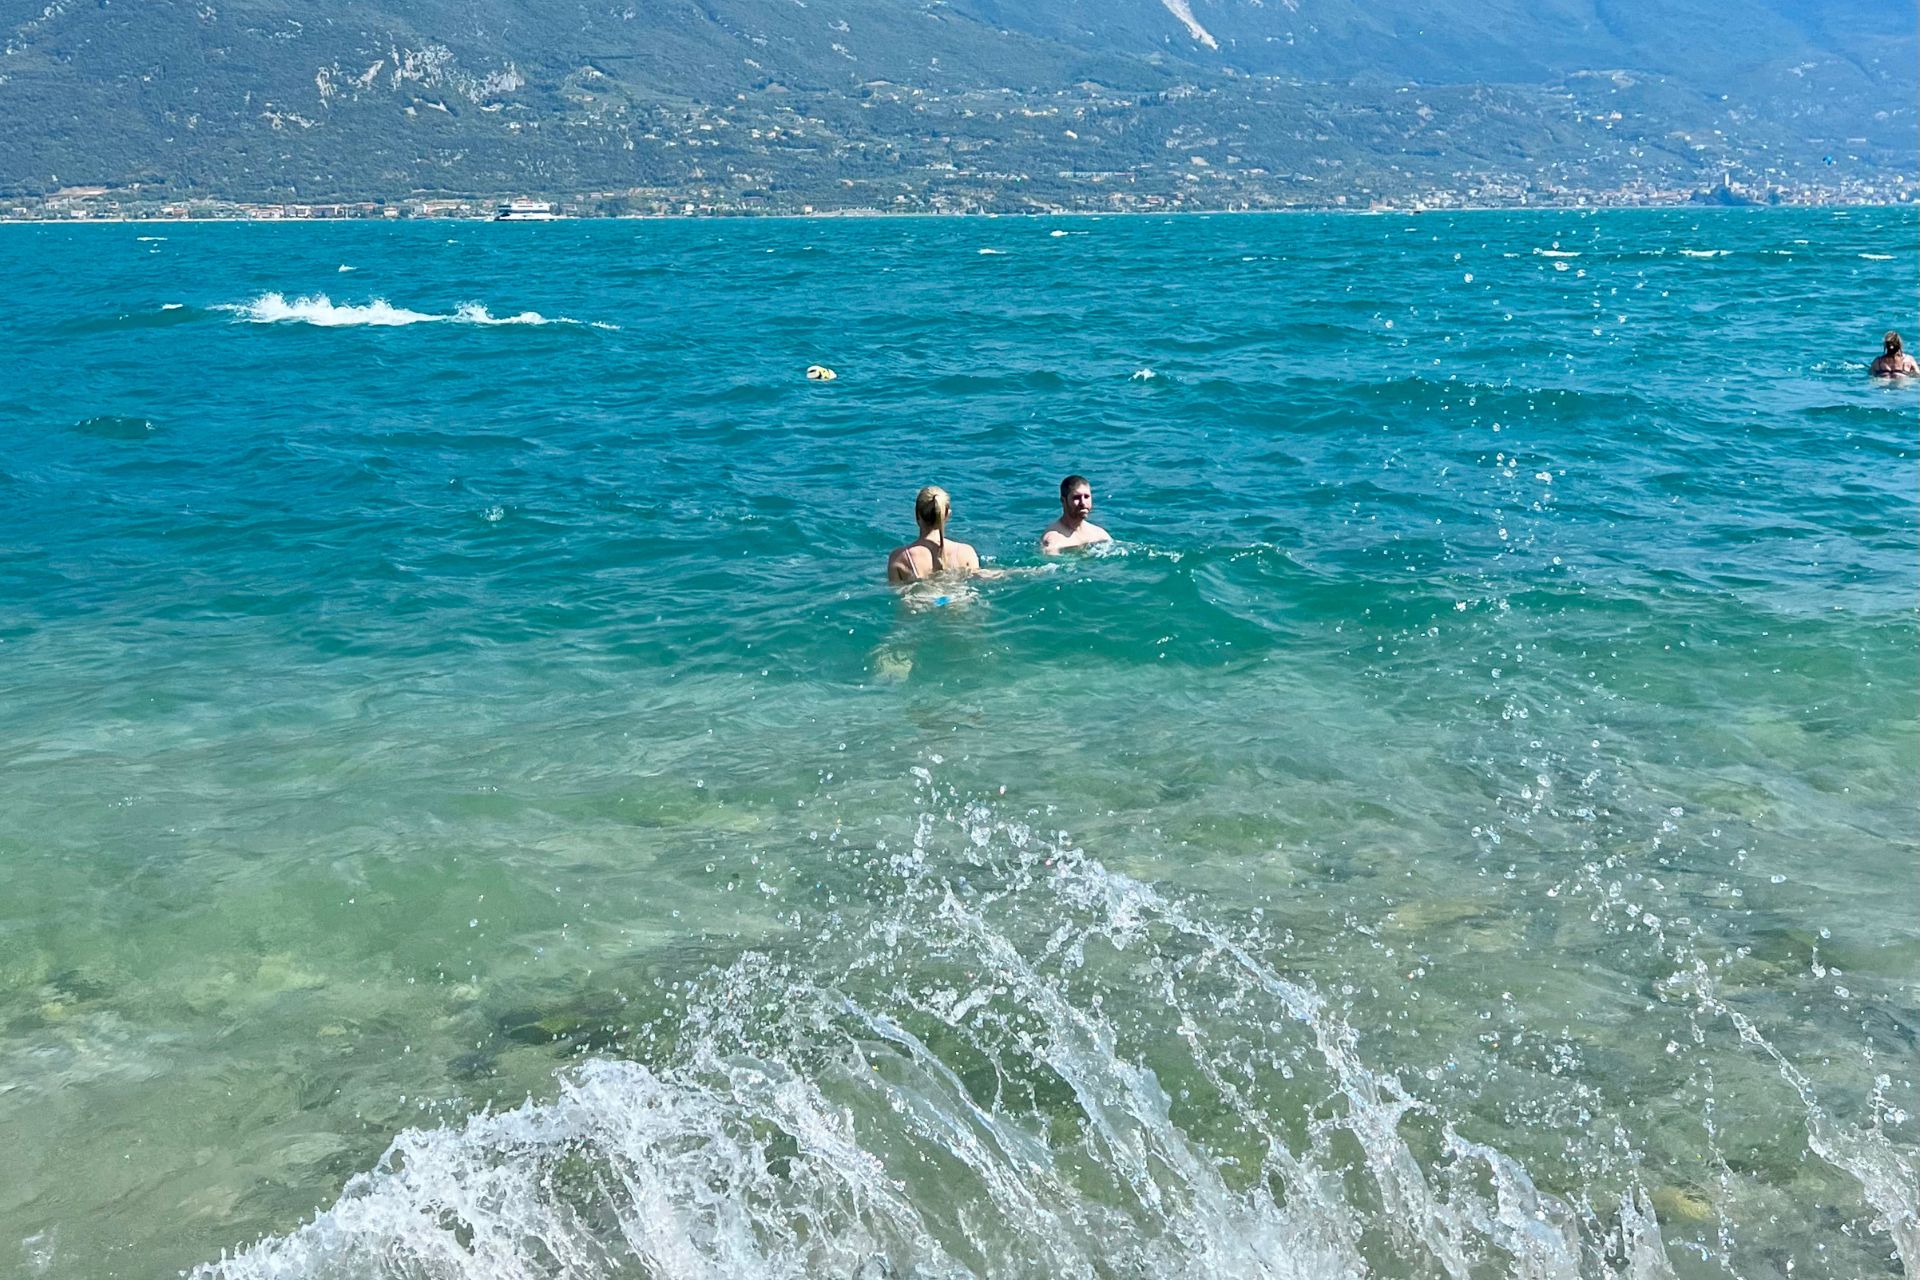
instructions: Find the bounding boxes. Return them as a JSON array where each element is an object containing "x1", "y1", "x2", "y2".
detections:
[{"x1": 888, "y1": 537, "x2": 980, "y2": 583}]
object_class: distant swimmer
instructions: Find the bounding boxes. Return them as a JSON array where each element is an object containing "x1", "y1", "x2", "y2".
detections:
[
  {"x1": 1870, "y1": 331, "x2": 1919, "y2": 378},
  {"x1": 1040, "y1": 474, "x2": 1111, "y2": 554},
  {"x1": 888, "y1": 485, "x2": 983, "y2": 583}
]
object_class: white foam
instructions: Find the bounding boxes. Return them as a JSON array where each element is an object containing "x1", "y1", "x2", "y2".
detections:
[
  {"x1": 452, "y1": 301, "x2": 561, "y2": 326},
  {"x1": 192, "y1": 797, "x2": 1684, "y2": 1280},
  {"x1": 1049, "y1": 229, "x2": 1068, "y2": 238},
  {"x1": 136, "y1": 236, "x2": 167, "y2": 243},
  {"x1": 1677, "y1": 249, "x2": 1728, "y2": 258},
  {"x1": 218, "y1": 293, "x2": 435, "y2": 326},
  {"x1": 977, "y1": 248, "x2": 1006, "y2": 255},
  {"x1": 1859, "y1": 253, "x2": 1894, "y2": 261},
  {"x1": 161, "y1": 303, "x2": 185, "y2": 311},
  {"x1": 1533, "y1": 248, "x2": 1580, "y2": 258},
  {"x1": 217, "y1": 293, "x2": 617, "y2": 330},
  {"x1": 337, "y1": 264, "x2": 356, "y2": 273}
]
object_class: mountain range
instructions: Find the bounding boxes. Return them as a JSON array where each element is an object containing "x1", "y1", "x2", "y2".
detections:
[{"x1": 1, "y1": 0, "x2": 1912, "y2": 208}]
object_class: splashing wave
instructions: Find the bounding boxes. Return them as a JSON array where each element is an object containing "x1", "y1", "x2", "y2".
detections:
[
  {"x1": 195, "y1": 799, "x2": 1700, "y2": 1280},
  {"x1": 217, "y1": 292, "x2": 618, "y2": 329}
]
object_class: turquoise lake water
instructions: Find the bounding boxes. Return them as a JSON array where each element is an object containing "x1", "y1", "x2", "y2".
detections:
[{"x1": 1, "y1": 209, "x2": 1915, "y2": 1279}]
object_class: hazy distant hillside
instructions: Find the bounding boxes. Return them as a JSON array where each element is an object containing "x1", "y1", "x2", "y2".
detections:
[
  {"x1": 0, "y1": 0, "x2": 1911, "y2": 206},
  {"x1": 961, "y1": 0, "x2": 1906, "y2": 90}
]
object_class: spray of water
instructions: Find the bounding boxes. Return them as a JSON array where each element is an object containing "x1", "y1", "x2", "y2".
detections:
[
  {"x1": 195, "y1": 788, "x2": 1903, "y2": 1280},
  {"x1": 1678, "y1": 961, "x2": 1919, "y2": 1273}
]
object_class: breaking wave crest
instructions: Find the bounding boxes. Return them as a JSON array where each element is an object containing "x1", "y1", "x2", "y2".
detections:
[
  {"x1": 194, "y1": 794, "x2": 1713, "y2": 1280},
  {"x1": 218, "y1": 293, "x2": 618, "y2": 329}
]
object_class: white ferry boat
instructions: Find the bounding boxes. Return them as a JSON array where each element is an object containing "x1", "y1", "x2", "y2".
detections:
[{"x1": 494, "y1": 199, "x2": 558, "y2": 221}]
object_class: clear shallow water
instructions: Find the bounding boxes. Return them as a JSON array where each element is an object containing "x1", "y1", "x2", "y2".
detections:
[{"x1": 1, "y1": 209, "x2": 1914, "y2": 1279}]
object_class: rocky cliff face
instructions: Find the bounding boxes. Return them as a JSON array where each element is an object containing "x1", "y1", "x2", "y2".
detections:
[{"x1": 0, "y1": 0, "x2": 1910, "y2": 203}]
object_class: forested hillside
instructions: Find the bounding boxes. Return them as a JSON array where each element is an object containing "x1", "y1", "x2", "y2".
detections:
[{"x1": 0, "y1": 0, "x2": 1910, "y2": 205}]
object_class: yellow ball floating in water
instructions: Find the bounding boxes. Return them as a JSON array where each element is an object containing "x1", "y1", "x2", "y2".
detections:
[{"x1": 805, "y1": 364, "x2": 837, "y2": 381}]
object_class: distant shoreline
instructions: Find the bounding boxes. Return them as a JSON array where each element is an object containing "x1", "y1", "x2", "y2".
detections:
[{"x1": 1, "y1": 200, "x2": 1912, "y2": 228}]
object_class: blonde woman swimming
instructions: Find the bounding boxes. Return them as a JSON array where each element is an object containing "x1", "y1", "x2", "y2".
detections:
[{"x1": 887, "y1": 485, "x2": 982, "y2": 583}]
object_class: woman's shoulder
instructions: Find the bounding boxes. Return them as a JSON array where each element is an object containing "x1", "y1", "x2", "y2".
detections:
[{"x1": 887, "y1": 543, "x2": 928, "y2": 579}]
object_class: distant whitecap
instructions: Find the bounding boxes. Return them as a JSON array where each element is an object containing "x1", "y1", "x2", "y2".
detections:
[
  {"x1": 220, "y1": 293, "x2": 438, "y2": 326},
  {"x1": 453, "y1": 301, "x2": 559, "y2": 326},
  {"x1": 216, "y1": 292, "x2": 617, "y2": 329}
]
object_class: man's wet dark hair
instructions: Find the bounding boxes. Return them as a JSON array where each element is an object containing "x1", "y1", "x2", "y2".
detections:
[{"x1": 1059, "y1": 474, "x2": 1090, "y2": 499}]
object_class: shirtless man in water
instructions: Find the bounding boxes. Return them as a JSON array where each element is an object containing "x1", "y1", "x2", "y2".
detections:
[
  {"x1": 1870, "y1": 331, "x2": 1920, "y2": 378},
  {"x1": 888, "y1": 485, "x2": 982, "y2": 582},
  {"x1": 1040, "y1": 474, "x2": 1111, "y2": 553}
]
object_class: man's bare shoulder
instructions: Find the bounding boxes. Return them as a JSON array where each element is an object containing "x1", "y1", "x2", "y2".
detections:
[{"x1": 1042, "y1": 521, "x2": 1111, "y2": 552}]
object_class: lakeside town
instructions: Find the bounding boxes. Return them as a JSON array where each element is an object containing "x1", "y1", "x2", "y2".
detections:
[{"x1": 4, "y1": 173, "x2": 1911, "y2": 223}]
